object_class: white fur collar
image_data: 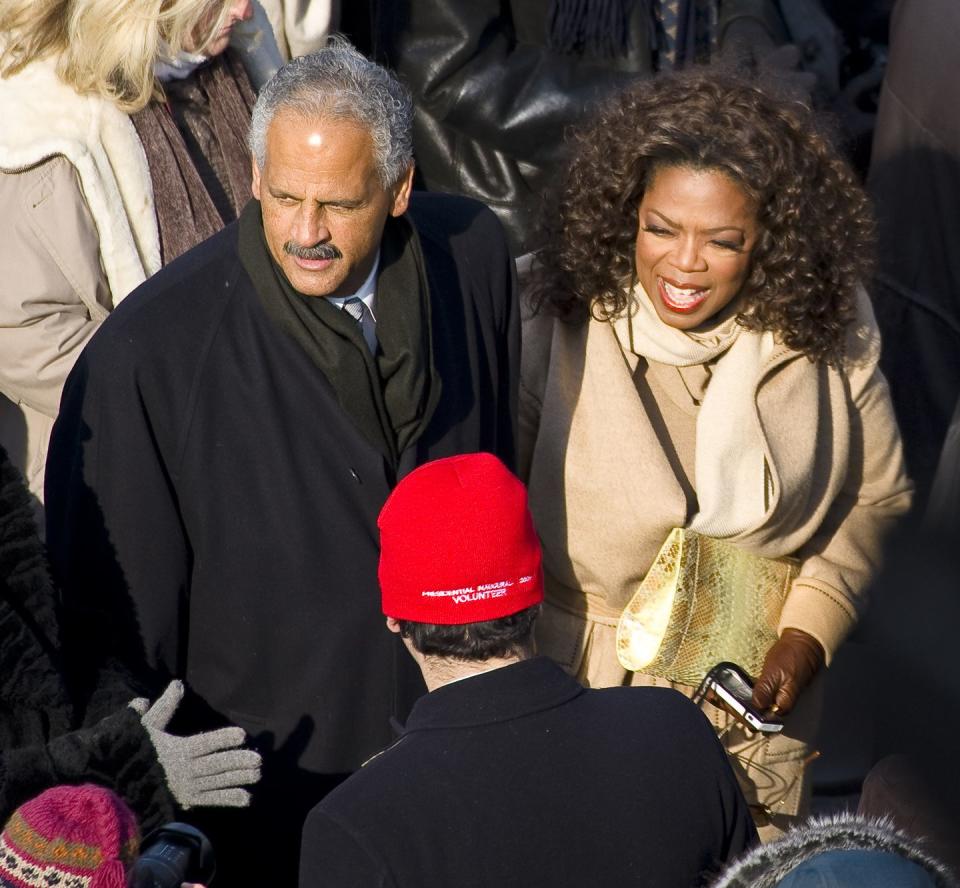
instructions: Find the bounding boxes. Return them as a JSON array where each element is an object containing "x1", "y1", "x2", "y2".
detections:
[{"x1": 0, "y1": 56, "x2": 160, "y2": 305}]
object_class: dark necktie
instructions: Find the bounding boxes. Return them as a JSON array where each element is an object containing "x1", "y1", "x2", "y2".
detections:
[{"x1": 341, "y1": 296, "x2": 374, "y2": 352}]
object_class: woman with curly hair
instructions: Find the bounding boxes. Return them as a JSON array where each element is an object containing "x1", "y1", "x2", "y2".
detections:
[{"x1": 520, "y1": 70, "x2": 912, "y2": 837}]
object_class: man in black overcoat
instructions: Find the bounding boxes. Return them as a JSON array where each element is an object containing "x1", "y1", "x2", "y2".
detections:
[
  {"x1": 44, "y1": 42, "x2": 519, "y2": 886},
  {"x1": 300, "y1": 453, "x2": 757, "y2": 888}
]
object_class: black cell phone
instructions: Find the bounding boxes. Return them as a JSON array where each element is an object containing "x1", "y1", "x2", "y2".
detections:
[{"x1": 701, "y1": 662, "x2": 784, "y2": 734}]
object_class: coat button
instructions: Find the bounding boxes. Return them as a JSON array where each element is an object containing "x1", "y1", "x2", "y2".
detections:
[{"x1": 349, "y1": 468, "x2": 362, "y2": 484}]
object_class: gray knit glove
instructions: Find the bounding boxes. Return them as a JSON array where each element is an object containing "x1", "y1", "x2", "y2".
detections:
[{"x1": 130, "y1": 680, "x2": 261, "y2": 809}]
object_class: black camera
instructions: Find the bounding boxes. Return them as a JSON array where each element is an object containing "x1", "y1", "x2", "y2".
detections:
[{"x1": 130, "y1": 823, "x2": 216, "y2": 888}]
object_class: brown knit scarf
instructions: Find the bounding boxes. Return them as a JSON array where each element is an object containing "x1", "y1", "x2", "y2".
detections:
[{"x1": 131, "y1": 52, "x2": 255, "y2": 264}]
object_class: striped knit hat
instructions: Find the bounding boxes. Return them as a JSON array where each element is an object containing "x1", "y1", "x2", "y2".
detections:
[{"x1": 0, "y1": 785, "x2": 140, "y2": 888}]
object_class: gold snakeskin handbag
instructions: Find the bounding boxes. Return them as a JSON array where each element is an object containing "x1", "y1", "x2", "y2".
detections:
[{"x1": 616, "y1": 528, "x2": 798, "y2": 685}]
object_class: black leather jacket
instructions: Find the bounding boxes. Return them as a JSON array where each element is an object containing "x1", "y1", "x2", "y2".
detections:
[{"x1": 369, "y1": 0, "x2": 787, "y2": 255}]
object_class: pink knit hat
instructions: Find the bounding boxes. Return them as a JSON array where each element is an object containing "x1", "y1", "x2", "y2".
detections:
[
  {"x1": 0, "y1": 784, "x2": 140, "y2": 888},
  {"x1": 379, "y1": 453, "x2": 544, "y2": 623}
]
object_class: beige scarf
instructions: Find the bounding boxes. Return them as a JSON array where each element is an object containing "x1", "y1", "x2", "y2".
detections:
[{"x1": 616, "y1": 284, "x2": 781, "y2": 538}]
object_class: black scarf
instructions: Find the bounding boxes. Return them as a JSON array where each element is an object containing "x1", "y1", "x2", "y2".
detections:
[{"x1": 238, "y1": 200, "x2": 440, "y2": 468}]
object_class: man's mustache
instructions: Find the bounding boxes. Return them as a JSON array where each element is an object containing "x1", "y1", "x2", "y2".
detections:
[{"x1": 284, "y1": 241, "x2": 343, "y2": 261}]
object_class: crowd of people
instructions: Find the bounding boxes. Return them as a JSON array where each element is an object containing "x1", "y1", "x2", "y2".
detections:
[{"x1": 1, "y1": 0, "x2": 957, "y2": 885}]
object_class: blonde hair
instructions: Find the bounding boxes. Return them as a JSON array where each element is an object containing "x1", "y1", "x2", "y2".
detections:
[{"x1": 0, "y1": 0, "x2": 233, "y2": 112}]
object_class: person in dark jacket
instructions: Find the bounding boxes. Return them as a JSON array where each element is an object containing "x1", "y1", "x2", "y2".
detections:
[
  {"x1": 366, "y1": 0, "x2": 794, "y2": 254},
  {"x1": 0, "y1": 444, "x2": 259, "y2": 832},
  {"x1": 299, "y1": 453, "x2": 756, "y2": 888},
  {"x1": 866, "y1": 0, "x2": 960, "y2": 510},
  {"x1": 45, "y1": 40, "x2": 519, "y2": 888}
]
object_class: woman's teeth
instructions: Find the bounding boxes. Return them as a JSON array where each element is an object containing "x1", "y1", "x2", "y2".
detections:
[{"x1": 659, "y1": 278, "x2": 708, "y2": 312}]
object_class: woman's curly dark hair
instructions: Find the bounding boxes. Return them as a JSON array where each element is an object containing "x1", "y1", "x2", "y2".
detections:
[{"x1": 529, "y1": 68, "x2": 874, "y2": 364}]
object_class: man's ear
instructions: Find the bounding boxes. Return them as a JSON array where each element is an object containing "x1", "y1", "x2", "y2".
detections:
[
  {"x1": 385, "y1": 616, "x2": 402, "y2": 635},
  {"x1": 251, "y1": 155, "x2": 262, "y2": 200},
  {"x1": 388, "y1": 163, "x2": 415, "y2": 217}
]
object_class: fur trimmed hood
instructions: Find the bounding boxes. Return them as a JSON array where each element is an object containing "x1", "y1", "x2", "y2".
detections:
[{"x1": 711, "y1": 813, "x2": 957, "y2": 887}]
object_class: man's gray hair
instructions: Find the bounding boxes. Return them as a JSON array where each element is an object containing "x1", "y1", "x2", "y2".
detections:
[{"x1": 248, "y1": 36, "x2": 414, "y2": 187}]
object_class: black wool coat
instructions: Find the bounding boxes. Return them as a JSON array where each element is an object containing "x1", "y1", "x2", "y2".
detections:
[
  {"x1": 300, "y1": 657, "x2": 758, "y2": 888},
  {"x1": 45, "y1": 193, "x2": 519, "y2": 885}
]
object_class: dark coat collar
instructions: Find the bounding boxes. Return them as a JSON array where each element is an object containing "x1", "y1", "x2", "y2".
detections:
[{"x1": 401, "y1": 656, "x2": 584, "y2": 733}]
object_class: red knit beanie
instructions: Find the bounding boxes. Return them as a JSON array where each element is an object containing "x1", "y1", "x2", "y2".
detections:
[
  {"x1": 379, "y1": 453, "x2": 544, "y2": 623},
  {"x1": 0, "y1": 785, "x2": 140, "y2": 888}
]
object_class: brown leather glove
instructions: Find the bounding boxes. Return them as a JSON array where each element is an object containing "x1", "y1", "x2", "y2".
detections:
[{"x1": 751, "y1": 628, "x2": 825, "y2": 717}]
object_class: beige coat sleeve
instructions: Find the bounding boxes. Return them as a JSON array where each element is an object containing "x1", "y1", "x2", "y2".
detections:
[
  {"x1": 0, "y1": 155, "x2": 111, "y2": 418},
  {"x1": 780, "y1": 358, "x2": 913, "y2": 662}
]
